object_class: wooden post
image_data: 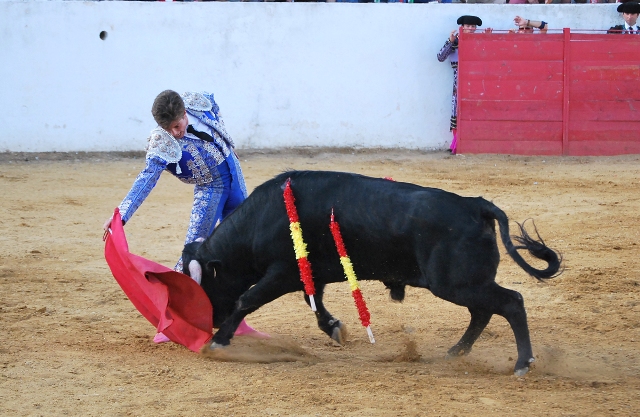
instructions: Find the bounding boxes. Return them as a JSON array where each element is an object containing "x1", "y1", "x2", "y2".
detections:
[{"x1": 562, "y1": 28, "x2": 571, "y2": 156}]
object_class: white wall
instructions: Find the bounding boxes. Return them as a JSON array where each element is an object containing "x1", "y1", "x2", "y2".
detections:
[{"x1": 1, "y1": 1, "x2": 621, "y2": 152}]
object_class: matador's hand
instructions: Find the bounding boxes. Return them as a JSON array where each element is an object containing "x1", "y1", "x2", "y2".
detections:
[
  {"x1": 103, "y1": 217, "x2": 113, "y2": 232},
  {"x1": 449, "y1": 29, "x2": 458, "y2": 43}
]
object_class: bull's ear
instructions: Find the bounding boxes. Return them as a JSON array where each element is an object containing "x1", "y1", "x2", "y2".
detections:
[{"x1": 182, "y1": 241, "x2": 205, "y2": 274}]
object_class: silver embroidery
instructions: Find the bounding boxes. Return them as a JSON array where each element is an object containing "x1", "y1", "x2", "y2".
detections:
[
  {"x1": 202, "y1": 141, "x2": 226, "y2": 165},
  {"x1": 185, "y1": 142, "x2": 214, "y2": 184},
  {"x1": 145, "y1": 127, "x2": 182, "y2": 174},
  {"x1": 182, "y1": 92, "x2": 212, "y2": 112},
  {"x1": 194, "y1": 113, "x2": 235, "y2": 149}
]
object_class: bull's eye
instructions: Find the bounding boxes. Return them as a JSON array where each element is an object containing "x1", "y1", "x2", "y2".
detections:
[{"x1": 206, "y1": 261, "x2": 222, "y2": 279}]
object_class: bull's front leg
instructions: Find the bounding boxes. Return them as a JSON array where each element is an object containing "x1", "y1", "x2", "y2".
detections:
[
  {"x1": 210, "y1": 309, "x2": 250, "y2": 349},
  {"x1": 305, "y1": 284, "x2": 347, "y2": 345},
  {"x1": 210, "y1": 263, "x2": 300, "y2": 349}
]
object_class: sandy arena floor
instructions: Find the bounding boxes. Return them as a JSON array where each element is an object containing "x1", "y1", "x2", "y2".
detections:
[{"x1": 1, "y1": 149, "x2": 639, "y2": 416}]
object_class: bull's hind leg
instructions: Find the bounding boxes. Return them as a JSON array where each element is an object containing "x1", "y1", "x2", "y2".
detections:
[
  {"x1": 437, "y1": 283, "x2": 535, "y2": 376},
  {"x1": 499, "y1": 288, "x2": 535, "y2": 376},
  {"x1": 446, "y1": 308, "x2": 492, "y2": 358},
  {"x1": 305, "y1": 284, "x2": 347, "y2": 345}
]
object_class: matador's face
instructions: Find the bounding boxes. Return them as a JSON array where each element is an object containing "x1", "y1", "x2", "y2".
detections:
[{"x1": 166, "y1": 110, "x2": 188, "y2": 139}]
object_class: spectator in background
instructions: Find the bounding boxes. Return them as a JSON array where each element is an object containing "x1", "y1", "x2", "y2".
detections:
[
  {"x1": 510, "y1": 16, "x2": 549, "y2": 33},
  {"x1": 466, "y1": 0, "x2": 507, "y2": 4},
  {"x1": 608, "y1": 2, "x2": 640, "y2": 33},
  {"x1": 437, "y1": 15, "x2": 483, "y2": 154}
]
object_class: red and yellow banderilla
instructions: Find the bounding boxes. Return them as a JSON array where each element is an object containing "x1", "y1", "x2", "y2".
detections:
[
  {"x1": 283, "y1": 178, "x2": 317, "y2": 311},
  {"x1": 330, "y1": 209, "x2": 375, "y2": 343}
]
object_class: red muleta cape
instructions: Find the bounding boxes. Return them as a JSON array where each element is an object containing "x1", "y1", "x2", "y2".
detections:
[{"x1": 103, "y1": 208, "x2": 213, "y2": 352}]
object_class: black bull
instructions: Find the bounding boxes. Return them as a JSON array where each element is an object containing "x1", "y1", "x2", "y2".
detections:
[{"x1": 183, "y1": 171, "x2": 561, "y2": 376}]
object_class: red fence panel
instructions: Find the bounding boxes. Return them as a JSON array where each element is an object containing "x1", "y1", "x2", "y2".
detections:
[{"x1": 457, "y1": 30, "x2": 640, "y2": 156}]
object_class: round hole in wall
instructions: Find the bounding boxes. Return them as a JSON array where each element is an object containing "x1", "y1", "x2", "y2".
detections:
[{"x1": 99, "y1": 31, "x2": 108, "y2": 41}]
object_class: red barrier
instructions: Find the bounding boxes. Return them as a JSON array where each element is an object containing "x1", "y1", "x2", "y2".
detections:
[{"x1": 457, "y1": 29, "x2": 640, "y2": 156}]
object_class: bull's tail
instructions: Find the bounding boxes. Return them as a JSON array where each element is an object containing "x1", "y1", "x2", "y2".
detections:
[{"x1": 483, "y1": 201, "x2": 562, "y2": 280}]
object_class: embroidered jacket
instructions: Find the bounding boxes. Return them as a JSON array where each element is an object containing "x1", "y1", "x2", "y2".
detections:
[
  {"x1": 118, "y1": 91, "x2": 238, "y2": 223},
  {"x1": 437, "y1": 38, "x2": 459, "y2": 68}
]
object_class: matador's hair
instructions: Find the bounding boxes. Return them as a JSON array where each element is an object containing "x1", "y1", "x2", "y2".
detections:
[{"x1": 151, "y1": 90, "x2": 185, "y2": 129}]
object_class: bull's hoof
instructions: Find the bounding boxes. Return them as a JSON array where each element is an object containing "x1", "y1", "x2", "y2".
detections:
[
  {"x1": 446, "y1": 344, "x2": 471, "y2": 358},
  {"x1": 209, "y1": 341, "x2": 228, "y2": 350},
  {"x1": 330, "y1": 321, "x2": 347, "y2": 345},
  {"x1": 514, "y1": 367, "x2": 529, "y2": 377},
  {"x1": 514, "y1": 357, "x2": 535, "y2": 376}
]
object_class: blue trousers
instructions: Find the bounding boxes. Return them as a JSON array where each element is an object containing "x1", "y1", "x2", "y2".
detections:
[{"x1": 177, "y1": 154, "x2": 246, "y2": 270}]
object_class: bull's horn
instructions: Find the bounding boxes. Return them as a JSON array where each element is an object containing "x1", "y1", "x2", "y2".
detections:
[{"x1": 188, "y1": 260, "x2": 202, "y2": 285}]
